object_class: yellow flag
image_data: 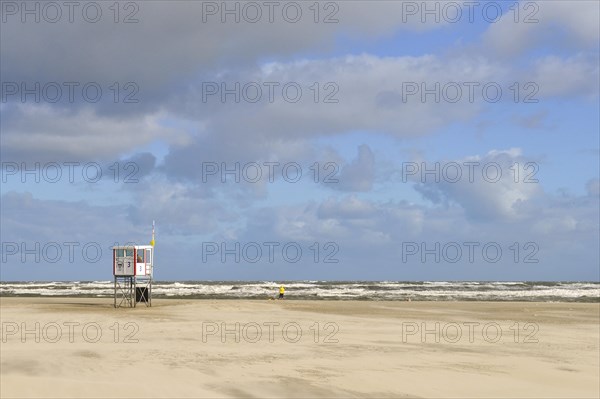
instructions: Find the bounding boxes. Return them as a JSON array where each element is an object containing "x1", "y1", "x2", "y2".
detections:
[{"x1": 150, "y1": 220, "x2": 155, "y2": 247}]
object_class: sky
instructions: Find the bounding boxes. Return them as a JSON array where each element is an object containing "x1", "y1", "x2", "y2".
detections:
[{"x1": 0, "y1": 0, "x2": 599, "y2": 281}]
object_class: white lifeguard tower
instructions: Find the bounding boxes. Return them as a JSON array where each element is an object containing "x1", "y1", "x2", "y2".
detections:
[{"x1": 112, "y1": 222, "x2": 155, "y2": 308}]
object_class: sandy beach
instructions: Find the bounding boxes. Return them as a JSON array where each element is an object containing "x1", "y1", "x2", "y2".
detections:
[{"x1": 1, "y1": 298, "x2": 598, "y2": 398}]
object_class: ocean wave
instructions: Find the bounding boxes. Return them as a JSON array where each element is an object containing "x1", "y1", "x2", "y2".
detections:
[{"x1": 1, "y1": 281, "x2": 598, "y2": 302}]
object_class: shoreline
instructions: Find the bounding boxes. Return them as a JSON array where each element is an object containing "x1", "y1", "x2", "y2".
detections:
[
  {"x1": 1, "y1": 295, "x2": 599, "y2": 302},
  {"x1": 2, "y1": 295, "x2": 598, "y2": 304}
]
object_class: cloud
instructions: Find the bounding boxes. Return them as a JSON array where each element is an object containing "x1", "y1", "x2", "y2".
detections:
[
  {"x1": 232, "y1": 178, "x2": 598, "y2": 279},
  {"x1": 156, "y1": 53, "x2": 503, "y2": 181},
  {"x1": 482, "y1": 1, "x2": 599, "y2": 57},
  {"x1": 2, "y1": 165, "x2": 598, "y2": 281},
  {"x1": 3, "y1": 10, "x2": 595, "y2": 168},
  {"x1": 318, "y1": 196, "x2": 376, "y2": 220},
  {"x1": 125, "y1": 178, "x2": 238, "y2": 236},
  {"x1": 0, "y1": 191, "x2": 144, "y2": 243},
  {"x1": 190, "y1": 54, "x2": 498, "y2": 138},
  {"x1": 0, "y1": 1, "x2": 452, "y2": 99},
  {"x1": 331, "y1": 144, "x2": 375, "y2": 192},
  {"x1": 512, "y1": 110, "x2": 552, "y2": 130},
  {"x1": 586, "y1": 178, "x2": 600, "y2": 198},
  {"x1": 409, "y1": 149, "x2": 544, "y2": 221},
  {"x1": 0, "y1": 104, "x2": 189, "y2": 162},
  {"x1": 121, "y1": 152, "x2": 157, "y2": 180},
  {"x1": 533, "y1": 54, "x2": 600, "y2": 98}
]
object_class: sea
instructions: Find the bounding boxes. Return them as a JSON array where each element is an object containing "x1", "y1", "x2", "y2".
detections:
[{"x1": 0, "y1": 281, "x2": 598, "y2": 302}]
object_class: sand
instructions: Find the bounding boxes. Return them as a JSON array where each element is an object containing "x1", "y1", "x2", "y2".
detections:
[{"x1": 0, "y1": 297, "x2": 598, "y2": 398}]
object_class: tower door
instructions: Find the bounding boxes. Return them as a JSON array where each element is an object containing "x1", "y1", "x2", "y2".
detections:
[{"x1": 123, "y1": 248, "x2": 135, "y2": 275}]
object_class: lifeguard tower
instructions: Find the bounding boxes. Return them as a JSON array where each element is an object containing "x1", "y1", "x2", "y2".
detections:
[{"x1": 112, "y1": 222, "x2": 155, "y2": 308}]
